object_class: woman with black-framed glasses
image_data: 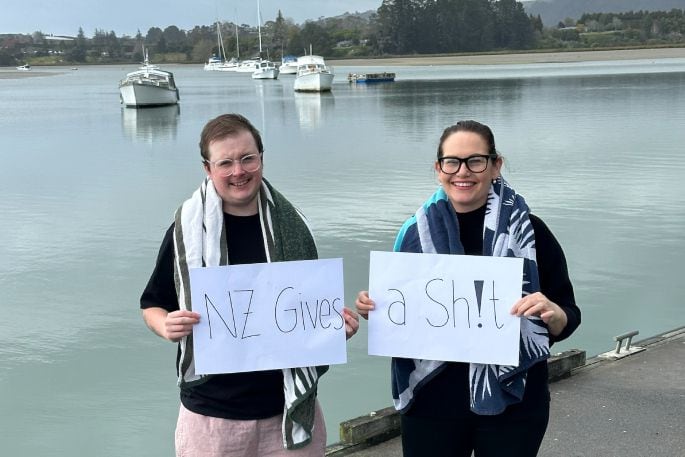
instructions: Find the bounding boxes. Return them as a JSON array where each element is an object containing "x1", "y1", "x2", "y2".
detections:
[{"x1": 356, "y1": 120, "x2": 581, "y2": 456}]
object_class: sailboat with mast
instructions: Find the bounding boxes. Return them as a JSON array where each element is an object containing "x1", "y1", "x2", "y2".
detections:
[
  {"x1": 251, "y1": 0, "x2": 279, "y2": 80},
  {"x1": 204, "y1": 21, "x2": 239, "y2": 71}
]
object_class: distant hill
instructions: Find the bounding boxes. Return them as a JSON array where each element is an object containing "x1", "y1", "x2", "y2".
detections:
[
  {"x1": 310, "y1": 9, "x2": 376, "y2": 24},
  {"x1": 523, "y1": 0, "x2": 685, "y2": 26}
]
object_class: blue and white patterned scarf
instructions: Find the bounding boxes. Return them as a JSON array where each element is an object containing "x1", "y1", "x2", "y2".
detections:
[{"x1": 391, "y1": 177, "x2": 550, "y2": 415}]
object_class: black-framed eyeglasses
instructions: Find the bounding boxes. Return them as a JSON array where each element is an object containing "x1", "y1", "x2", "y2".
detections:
[
  {"x1": 203, "y1": 153, "x2": 262, "y2": 177},
  {"x1": 438, "y1": 154, "x2": 492, "y2": 174}
]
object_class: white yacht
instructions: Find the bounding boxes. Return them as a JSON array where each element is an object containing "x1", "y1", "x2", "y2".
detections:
[
  {"x1": 235, "y1": 58, "x2": 259, "y2": 73},
  {"x1": 250, "y1": 0, "x2": 278, "y2": 80},
  {"x1": 16, "y1": 64, "x2": 31, "y2": 71},
  {"x1": 204, "y1": 55, "x2": 239, "y2": 71},
  {"x1": 293, "y1": 55, "x2": 334, "y2": 92},
  {"x1": 119, "y1": 51, "x2": 179, "y2": 108},
  {"x1": 252, "y1": 59, "x2": 279, "y2": 79},
  {"x1": 279, "y1": 55, "x2": 298, "y2": 75},
  {"x1": 204, "y1": 22, "x2": 239, "y2": 71}
]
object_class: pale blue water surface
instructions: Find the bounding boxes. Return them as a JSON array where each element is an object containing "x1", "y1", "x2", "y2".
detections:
[{"x1": 1, "y1": 57, "x2": 684, "y2": 455}]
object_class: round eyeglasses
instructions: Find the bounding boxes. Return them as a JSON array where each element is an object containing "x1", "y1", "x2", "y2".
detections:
[
  {"x1": 438, "y1": 154, "x2": 492, "y2": 174},
  {"x1": 204, "y1": 153, "x2": 262, "y2": 177}
]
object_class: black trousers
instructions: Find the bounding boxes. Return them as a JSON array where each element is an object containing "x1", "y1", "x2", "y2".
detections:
[
  {"x1": 400, "y1": 402, "x2": 550, "y2": 457},
  {"x1": 400, "y1": 361, "x2": 551, "y2": 456}
]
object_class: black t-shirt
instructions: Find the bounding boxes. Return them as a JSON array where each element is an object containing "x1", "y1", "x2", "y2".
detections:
[
  {"x1": 407, "y1": 205, "x2": 580, "y2": 419},
  {"x1": 140, "y1": 213, "x2": 285, "y2": 420}
]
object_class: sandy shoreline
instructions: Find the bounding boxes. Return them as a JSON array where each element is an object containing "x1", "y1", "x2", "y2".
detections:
[
  {"x1": 327, "y1": 47, "x2": 685, "y2": 66},
  {"x1": 1, "y1": 47, "x2": 683, "y2": 79},
  {"x1": 0, "y1": 70, "x2": 63, "y2": 79}
]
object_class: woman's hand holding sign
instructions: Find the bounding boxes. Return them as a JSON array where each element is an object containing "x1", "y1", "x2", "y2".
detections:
[{"x1": 510, "y1": 292, "x2": 567, "y2": 337}]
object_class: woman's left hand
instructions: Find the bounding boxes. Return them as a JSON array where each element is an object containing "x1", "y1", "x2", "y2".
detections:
[
  {"x1": 343, "y1": 307, "x2": 360, "y2": 340},
  {"x1": 510, "y1": 292, "x2": 568, "y2": 337}
]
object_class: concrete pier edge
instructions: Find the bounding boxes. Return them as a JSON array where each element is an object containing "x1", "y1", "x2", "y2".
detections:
[{"x1": 324, "y1": 326, "x2": 684, "y2": 456}]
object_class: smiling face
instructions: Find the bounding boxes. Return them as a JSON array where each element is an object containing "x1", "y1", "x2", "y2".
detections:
[
  {"x1": 204, "y1": 129, "x2": 263, "y2": 216},
  {"x1": 435, "y1": 130, "x2": 502, "y2": 213}
]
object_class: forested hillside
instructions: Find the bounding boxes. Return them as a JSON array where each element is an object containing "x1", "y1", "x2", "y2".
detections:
[{"x1": 524, "y1": 0, "x2": 685, "y2": 26}]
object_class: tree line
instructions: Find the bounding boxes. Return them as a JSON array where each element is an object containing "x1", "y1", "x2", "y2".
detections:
[
  {"x1": 374, "y1": 0, "x2": 536, "y2": 54},
  {"x1": 2, "y1": 3, "x2": 685, "y2": 66}
]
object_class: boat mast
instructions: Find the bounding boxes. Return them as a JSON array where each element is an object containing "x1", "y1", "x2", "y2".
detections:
[
  {"x1": 216, "y1": 22, "x2": 221, "y2": 59},
  {"x1": 235, "y1": 22, "x2": 240, "y2": 59},
  {"x1": 257, "y1": 0, "x2": 263, "y2": 55},
  {"x1": 217, "y1": 22, "x2": 228, "y2": 62}
]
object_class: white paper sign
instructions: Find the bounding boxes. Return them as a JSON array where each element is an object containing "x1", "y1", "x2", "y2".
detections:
[
  {"x1": 368, "y1": 251, "x2": 523, "y2": 366},
  {"x1": 189, "y1": 258, "x2": 346, "y2": 374}
]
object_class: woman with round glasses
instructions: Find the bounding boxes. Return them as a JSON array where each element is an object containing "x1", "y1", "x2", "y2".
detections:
[{"x1": 356, "y1": 120, "x2": 581, "y2": 456}]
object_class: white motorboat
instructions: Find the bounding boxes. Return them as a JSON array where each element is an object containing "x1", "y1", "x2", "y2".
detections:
[
  {"x1": 204, "y1": 22, "x2": 239, "y2": 71},
  {"x1": 119, "y1": 50, "x2": 179, "y2": 108},
  {"x1": 279, "y1": 55, "x2": 298, "y2": 75},
  {"x1": 252, "y1": 59, "x2": 279, "y2": 80},
  {"x1": 250, "y1": 0, "x2": 278, "y2": 80},
  {"x1": 16, "y1": 64, "x2": 31, "y2": 71},
  {"x1": 293, "y1": 55, "x2": 334, "y2": 92}
]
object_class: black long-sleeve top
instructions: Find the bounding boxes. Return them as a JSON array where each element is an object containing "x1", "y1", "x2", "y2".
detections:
[
  {"x1": 140, "y1": 214, "x2": 285, "y2": 420},
  {"x1": 407, "y1": 205, "x2": 581, "y2": 419}
]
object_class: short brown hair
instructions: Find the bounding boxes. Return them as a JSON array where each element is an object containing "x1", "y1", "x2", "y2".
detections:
[{"x1": 199, "y1": 113, "x2": 264, "y2": 160}]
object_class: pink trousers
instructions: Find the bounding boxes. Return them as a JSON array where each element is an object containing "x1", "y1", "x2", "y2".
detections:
[{"x1": 175, "y1": 401, "x2": 327, "y2": 457}]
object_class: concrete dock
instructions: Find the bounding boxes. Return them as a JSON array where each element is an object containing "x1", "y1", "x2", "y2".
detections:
[{"x1": 326, "y1": 327, "x2": 684, "y2": 456}]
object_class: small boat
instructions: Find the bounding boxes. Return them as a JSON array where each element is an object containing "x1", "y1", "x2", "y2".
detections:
[
  {"x1": 250, "y1": 0, "x2": 278, "y2": 80},
  {"x1": 279, "y1": 55, "x2": 298, "y2": 75},
  {"x1": 235, "y1": 58, "x2": 259, "y2": 73},
  {"x1": 293, "y1": 55, "x2": 334, "y2": 92},
  {"x1": 205, "y1": 56, "x2": 239, "y2": 71},
  {"x1": 252, "y1": 59, "x2": 279, "y2": 80},
  {"x1": 348, "y1": 72, "x2": 396, "y2": 83},
  {"x1": 204, "y1": 22, "x2": 239, "y2": 72},
  {"x1": 16, "y1": 64, "x2": 31, "y2": 71},
  {"x1": 119, "y1": 50, "x2": 179, "y2": 108}
]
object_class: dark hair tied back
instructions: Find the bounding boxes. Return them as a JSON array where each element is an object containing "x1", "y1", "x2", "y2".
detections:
[{"x1": 437, "y1": 120, "x2": 498, "y2": 159}]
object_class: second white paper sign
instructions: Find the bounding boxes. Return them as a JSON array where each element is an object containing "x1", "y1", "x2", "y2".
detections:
[{"x1": 368, "y1": 251, "x2": 523, "y2": 366}]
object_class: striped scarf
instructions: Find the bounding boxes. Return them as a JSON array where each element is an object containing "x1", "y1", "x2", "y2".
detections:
[
  {"x1": 391, "y1": 177, "x2": 550, "y2": 415},
  {"x1": 172, "y1": 177, "x2": 327, "y2": 449}
]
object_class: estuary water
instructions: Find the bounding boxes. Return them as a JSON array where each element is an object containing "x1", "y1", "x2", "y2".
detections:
[{"x1": 1, "y1": 56, "x2": 684, "y2": 455}]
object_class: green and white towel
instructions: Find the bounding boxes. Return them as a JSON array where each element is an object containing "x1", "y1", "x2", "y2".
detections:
[{"x1": 173, "y1": 176, "x2": 327, "y2": 449}]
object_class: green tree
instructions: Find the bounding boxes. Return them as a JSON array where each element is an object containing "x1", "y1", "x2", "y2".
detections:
[
  {"x1": 162, "y1": 25, "x2": 186, "y2": 52},
  {"x1": 296, "y1": 21, "x2": 334, "y2": 55},
  {"x1": 192, "y1": 39, "x2": 214, "y2": 61},
  {"x1": 67, "y1": 27, "x2": 87, "y2": 62},
  {"x1": 376, "y1": 0, "x2": 420, "y2": 54},
  {"x1": 493, "y1": 0, "x2": 535, "y2": 49},
  {"x1": 105, "y1": 31, "x2": 121, "y2": 59},
  {"x1": 145, "y1": 27, "x2": 164, "y2": 52},
  {"x1": 271, "y1": 10, "x2": 288, "y2": 55}
]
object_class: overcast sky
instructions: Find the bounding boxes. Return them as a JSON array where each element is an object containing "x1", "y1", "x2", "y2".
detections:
[{"x1": 1, "y1": 0, "x2": 382, "y2": 37}]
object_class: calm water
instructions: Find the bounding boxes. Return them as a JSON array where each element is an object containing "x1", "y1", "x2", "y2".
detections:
[{"x1": 1, "y1": 58, "x2": 684, "y2": 455}]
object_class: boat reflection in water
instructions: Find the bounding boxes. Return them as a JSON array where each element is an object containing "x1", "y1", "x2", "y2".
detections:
[
  {"x1": 293, "y1": 92, "x2": 335, "y2": 130},
  {"x1": 120, "y1": 104, "x2": 180, "y2": 143}
]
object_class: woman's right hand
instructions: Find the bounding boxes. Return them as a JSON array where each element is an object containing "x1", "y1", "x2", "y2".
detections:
[
  {"x1": 355, "y1": 290, "x2": 375, "y2": 320},
  {"x1": 165, "y1": 310, "x2": 201, "y2": 342}
]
